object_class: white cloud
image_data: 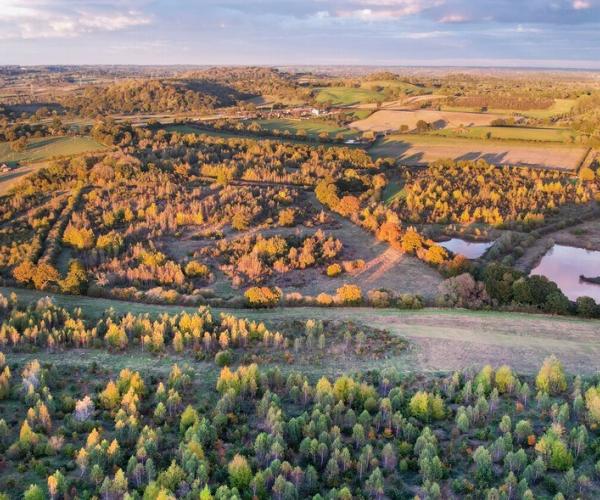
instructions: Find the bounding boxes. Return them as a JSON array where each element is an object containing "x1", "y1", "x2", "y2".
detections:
[
  {"x1": 573, "y1": 0, "x2": 591, "y2": 9},
  {"x1": 331, "y1": 0, "x2": 444, "y2": 20},
  {"x1": 0, "y1": 0, "x2": 151, "y2": 39},
  {"x1": 439, "y1": 13, "x2": 468, "y2": 23}
]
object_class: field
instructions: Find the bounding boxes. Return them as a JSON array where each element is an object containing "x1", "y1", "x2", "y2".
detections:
[
  {"x1": 432, "y1": 125, "x2": 575, "y2": 142},
  {"x1": 256, "y1": 118, "x2": 358, "y2": 139},
  {"x1": 442, "y1": 98, "x2": 577, "y2": 119},
  {"x1": 369, "y1": 133, "x2": 589, "y2": 170},
  {"x1": 0, "y1": 135, "x2": 106, "y2": 165},
  {"x1": 314, "y1": 86, "x2": 385, "y2": 106},
  {"x1": 351, "y1": 109, "x2": 507, "y2": 132},
  {"x1": 3, "y1": 285, "x2": 600, "y2": 374}
]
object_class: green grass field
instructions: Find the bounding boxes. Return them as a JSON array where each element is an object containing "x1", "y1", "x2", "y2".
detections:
[
  {"x1": 315, "y1": 87, "x2": 386, "y2": 106},
  {"x1": 431, "y1": 126, "x2": 576, "y2": 143},
  {"x1": 315, "y1": 81, "x2": 432, "y2": 106},
  {"x1": 0, "y1": 135, "x2": 106, "y2": 165},
  {"x1": 257, "y1": 118, "x2": 358, "y2": 139},
  {"x1": 441, "y1": 98, "x2": 576, "y2": 119},
  {"x1": 360, "y1": 80, "x2": 424, "y2": 93}
]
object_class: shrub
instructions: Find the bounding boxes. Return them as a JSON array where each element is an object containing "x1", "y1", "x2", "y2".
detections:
[
  {"x1": 336, "y1": 284, "x2": 362, "y2": 305},
  {"x1": 244, "y1": 287, "x2": 281, "y2": 308},
  {"x1": 316, "y1": 293, "x2": 334, "y2": 306},
  {"x1": 185, "y1": 261, "x2": 210, "y2": 278},
  {"x1": 367, "y1": 289, "x2": 393, "y2": 308},
  {"x1": 326, "y1": 263, "x2": 342, "y2": 278},
  {"x1": 215, "y1": 350, "x2": 233, "y2": 367}
]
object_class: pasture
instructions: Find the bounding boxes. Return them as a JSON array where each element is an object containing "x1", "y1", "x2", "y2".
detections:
[
  {"x1": 256, "y1": 118, "x2": 357, "y2": 139},
  {"x1": 369, "y1": 133, "x2": 588, "y2": 171},
  {"x1": 314, "y1": 86, "x2": 385, "y2": 106},
  {"x1": 0, "y1": 135, "x2": 106, "y2": 165},
  {"x1": 432, "y1": 125, "x2": 576, "y2": 143},
  {"x1": 350, "y1": 108, "x2": 507, "y2": 132}
]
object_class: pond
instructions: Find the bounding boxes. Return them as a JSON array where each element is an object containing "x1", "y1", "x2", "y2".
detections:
[
  {"x1": 530, "y1": 245, "x2": 600, "y2": 301},
  {"x1": 438, "y1": 238, "x2": 493, "y2": 259}
]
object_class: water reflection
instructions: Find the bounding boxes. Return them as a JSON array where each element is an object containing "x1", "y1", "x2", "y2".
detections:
[
  {"x1": 439, "y1": 238, "x2": 493, "y2": 259},
  {"x1": 530, "y1": 245, "x2": 600, "y2": 301}
]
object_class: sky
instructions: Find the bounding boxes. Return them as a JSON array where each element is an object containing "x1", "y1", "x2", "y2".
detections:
[{"x1": 1, "y1": 0, "x2": 599, "y2": 69}]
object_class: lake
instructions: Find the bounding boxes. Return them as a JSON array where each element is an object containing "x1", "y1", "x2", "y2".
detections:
[
  {"x1": 530, "y1": 245, "x2": 600, "y2": 301},
  {"x1": 439, "y1": 238, "x2": 493, "y2": 259}
]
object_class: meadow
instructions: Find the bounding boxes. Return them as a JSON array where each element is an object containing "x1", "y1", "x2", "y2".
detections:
[
  {"x1": 0, "y1": 135, "x2": 106, "y2": 165},
  {"x1": 432, "y1": 126, "x2": 576, "y2": 143},
  {"x1": 256, "y1": 118, "x2": 358, "y2": 139}
]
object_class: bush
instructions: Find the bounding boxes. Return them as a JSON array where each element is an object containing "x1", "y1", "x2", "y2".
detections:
[
  {"x1": 185, "y1": 261, "x2": 210, "y2": 278},
  {"x1": 215, "y1": 350, "x2": 233, "y2": 367},
  {"x1": 326, "y1": 263, "x2": 342, "y2": 278},
  {"x1": 336, "y1": 284, "x2": 362, "y2": 305},
  {"x1": 244, "y1": 287, "x2": 281, "y2": 308},
  {"x1": 316, "y1": 293, "x2": 334, "y2": 306},
  {"x1": 367, "y1": 289, "x2": 393, "y2": 308}
]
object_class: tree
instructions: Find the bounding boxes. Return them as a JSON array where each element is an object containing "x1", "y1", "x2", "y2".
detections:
[
  {"x1": 228, "y1": 454, "x2": 252, "y2": 490},
  {"x1": 32, "y1": 263, "x2": 60, "y2": 290},
  {"x1": 536, "y1": 356, "x2": 567, "y2": 395},
  {"x1": 585, "y1": 386, "x2": 600, "y2": 424},
  {"x1": 59, "y1": 259, "x2": 88, "y2": 294},
  {"x1": 473, "y1": 446, "x2": 493, "y2": 485},
  {"x1": 12, "y1": 260, "x2": 35, "y2": 285},
  {"x1": 23, "y1": 485, "x2": 44, "y2": 500}
]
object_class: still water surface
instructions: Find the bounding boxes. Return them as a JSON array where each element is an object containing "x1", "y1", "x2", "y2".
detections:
[
  {"x1": 530, "y1": 245, "x2": 600, "y2": 301},
  {"x1": 439, "y1": 238, "x2": 493, "y2": 259}
]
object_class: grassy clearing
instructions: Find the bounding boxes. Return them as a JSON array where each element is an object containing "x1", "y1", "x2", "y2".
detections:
[
  {"x1": 369, "y1": 133, "x2": 588, "y2": 171},
  {"x1": 163, "y1": 123, "x2": 360, "y2": 148},
  {"x1": 0, "y1": 135, "x2": 106, "y2": 165},
  {"x1": 257, "y1": 118, "x2": 358, "y2": 138},
  {"x1": 382, "y1": 179, "x2": 405, "y2": 206},
  {"x1": 2, "y1": 285, "x2": 600, "y2": 374},
  {"x1": 432, "y1": 125, "x2": 576, "y2": 143}
]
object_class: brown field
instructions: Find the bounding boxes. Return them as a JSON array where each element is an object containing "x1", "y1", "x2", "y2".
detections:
[
  {"x1": 370, "y1": 134, "x2": 588, "y2": 171},
  {"x1": 351, "y1": 109, "x2": 507, "y2": 132}
]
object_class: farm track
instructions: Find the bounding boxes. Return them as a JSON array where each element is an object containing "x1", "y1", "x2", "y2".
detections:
[{"x1": 2, "y1": 285, "x2": 600, "y2": 375}]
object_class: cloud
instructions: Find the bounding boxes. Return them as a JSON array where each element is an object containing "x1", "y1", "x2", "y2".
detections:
[
  {"x1": 0, "y1": 0, "x2": 151, "y2": 39},
  {"x1": 439, "y1": 14, "x2": 468, "y2": 23},
  {"x1": 573, "y1": 0, "x2": 591, "y2": 9}
]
